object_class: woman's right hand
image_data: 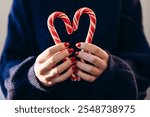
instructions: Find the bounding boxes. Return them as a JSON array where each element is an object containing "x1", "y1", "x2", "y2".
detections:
[{"x1": 34, "y1": 43, "x2": 76, "y2": 87}]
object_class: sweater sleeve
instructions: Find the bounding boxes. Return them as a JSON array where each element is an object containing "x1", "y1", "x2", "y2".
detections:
[
  {"x1": 91, "y1": 0, "x2": 150, "y2": 100},
  {"x1": 0, "y1": 0, "x2": 52, "y2": 99}
]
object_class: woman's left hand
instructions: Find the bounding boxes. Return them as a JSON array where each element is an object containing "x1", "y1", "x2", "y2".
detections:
[{"x1": 75, "y1": 42, "x2": 109, "y2": 82}]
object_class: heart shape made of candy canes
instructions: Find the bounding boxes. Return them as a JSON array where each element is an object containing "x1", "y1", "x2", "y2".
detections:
[
  {"x1": 47, "y1": 7, "x2": 97, "y2": 81},
  {"x1": 47, "y1": 7, "x2": 97, "y2": 45}
]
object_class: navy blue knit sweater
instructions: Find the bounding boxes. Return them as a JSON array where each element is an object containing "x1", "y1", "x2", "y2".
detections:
[{"x1": 0, "y1": 0, "x2": 150, "y2": 100}]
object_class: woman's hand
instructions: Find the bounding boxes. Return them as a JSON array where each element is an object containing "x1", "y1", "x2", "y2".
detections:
[
  {"x1": 34, "y1": 43, "x2": 76, "y2": 87},
  {"x1": 75, "y1": 42, "x2": 109, "y2": 82}
]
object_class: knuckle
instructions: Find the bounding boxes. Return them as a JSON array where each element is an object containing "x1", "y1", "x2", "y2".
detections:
[
  {"x1": 105, "y1": 52, "x2": 109, "y2": 59},
  {"x1": 59, "y1": 75, "x2": 67, "y2": 83},
  {"x1": 35, "y1": 65, "x2": 45, "y2": 75},
  {"x1": 50, "y1": 57, "x2": 56, "y2": 64},
  {"x1": 77, "y1": 51, "x2": 82, "y2": 58},
  {"x1": 48, "y1": 48, "x2": 52, "y2": 55},
  {"x1": 60, "y1": 50, "x2": 69, "y2": 58},
  {"x1": 66, "y1": 69, "x2": 73, "y2": 77},
  {"x1": 36, "y1": 66, "x2": 45, "y2": 75},
  {"x1": 61, "y1": 43, "x2": 66, "y2": 49},
  {"x1": 77, "y1": 61, "x2": 81, "y2": 66},
  {"x1": 90, "y1": 68, "x2": 99, "y2": 76},
  {"x1": 106, "y1": 53, "x2": 110, "y2": 64},
  {"x1": 88, "y1": 78, "x2": 94, "y2": 82},
  {"x1": 68, "y1": 59, "x2": 73, "y2": 65},
  {"x1": 66, "y1": 61, "x2": 72, "y2": 68},
  {"x1": 38, "y1": 69, "x2": 44, "y2": 76},
  {"x1": 93, "y1": 48, "x2": 100, "y2": 55},
  {"x1": 102, "y1": 61, "x2": 108, "y2": 70},
  {"x1": 91, "y1": 57, "x2": 98, "y2": 63},
  {"x1": 80, "y1": 51, "x2": 85, "y2": 56},
  {"x1": 65, "y1": 49, "x2": 70, "y2": 56},
  {"x1": 76, "y1": 61, "x2": 80, "y2": 67},
  {"x1": 88, "y1": 67, "x2": 95, "y2": 73},
  {"x1": 51, "y1": 68, "x2": 59, "y2": 76},
  {"x1": 66, "y1": 69, "x2": 71, "y2": 76},
  {"x1": 69, "y1": 69, "x2": 73, "y2": 75},
  {"x1": 88, "y1": 77, "x2": 96, "y2": 82},
  {"x1": 34, "y1": 65, "x2": 42, "y2": 75},
  {"x1": 59, "y1": 77, "x2": 64, "y2": 82}
]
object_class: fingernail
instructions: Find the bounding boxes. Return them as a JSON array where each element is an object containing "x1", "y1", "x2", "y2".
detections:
[
  {"x1": 75, "y1": 51, "x2": 79, "y2": 56},
  {"x1": 74, "y1": 69, "x2": 78, "y2": 74},
  {"x1": 68, "y1": 48, "x2": 74, "y2": 54},
  {"x1": 63, "y1": 58, "x2": 68, "y2": 62},
  {"x1": 76, "y1": 43, "x2": 81, "y2": 48},
  {"x1": 72, "y1": 64, "x2": 77, "y2": 71},
  {"x1": 71, "y1": 76, "x2": 77, "y2": 81},
  {"x1": 64, "y1": 42, "x2": 70, "y2": 48},
  {"x1": 70, "y1": 57, "x2": 76, "y2": 63}
]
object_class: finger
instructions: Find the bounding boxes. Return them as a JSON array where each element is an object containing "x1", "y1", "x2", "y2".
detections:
[
  {"x1": 76, "y1": 61, "x2": 100, "y2": 76},
  {"x1": 52, "y1": 66, "x2": 74, "y2": 84},
  {"x1": 75, "y1": 69, "x2": 96, "y2": 82},
  {"x1": 76, "y1": 51, "x2": 105, "y2": 68},
  {"x1": 37, "y1": 42, "x2": 70, "y2": 63},
  {"x1": 76, "y1": 42, "x2": 108, "y2": 59},
  {"x1": 40, "y1": 48, "x2": 74, "y2": 72},
  {"x1": 48, "y1": 57, "x2": 76, "y2": 77}
]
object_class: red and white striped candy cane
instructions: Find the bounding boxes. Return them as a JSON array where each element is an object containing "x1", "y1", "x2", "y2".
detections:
[
  {"x1": 47, "y1": 12, "x2": 73, "y2": 44},
  {"x1": 73, "y1": 7, "x2": 97, "y2": 43},
  {"x1": 47, "y1": 7, "x2": 97, "y2": 45},
  {"x1": 47, "y1": 7, "x2": 97, "y2": 81},
  {"x1": 73, "y1": 7, "x2": 97, "y2": 81},
  {"x1": 47, "y1": 12, "x2": 78, "y2": 81}
]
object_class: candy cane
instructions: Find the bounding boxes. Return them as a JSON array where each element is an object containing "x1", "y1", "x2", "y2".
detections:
[
  {"x1": 47, "y1": 12, "x2": 73, "y2": 44},
  {"x1": 47, "y1": 12, "x2": 78, "y2": 81},
  {"x1": 73, "y1": 8, "x2": 97, "y2": 80},
  {"x1": 73, "y1": 7, "x2": 97, "y2": 43},
  {"x1": 47, "y1": 7, "x2": 97, "y2": 81}
]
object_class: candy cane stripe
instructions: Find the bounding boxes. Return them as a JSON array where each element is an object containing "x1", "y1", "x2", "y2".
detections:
[{"x1": 47, "y1": 7, "x2": 97, "y2": 81}]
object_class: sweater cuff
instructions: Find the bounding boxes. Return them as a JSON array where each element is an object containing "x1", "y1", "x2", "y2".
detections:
[
  {"x1": 28, "y1": 65, "x2": 52, "y2": 92},
  {"x1": 92, "y1": 52, "x2": 114, "y2": 84},
  {"x1": 92, "y1": 52, "x2": 138, "y2": 99}
]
